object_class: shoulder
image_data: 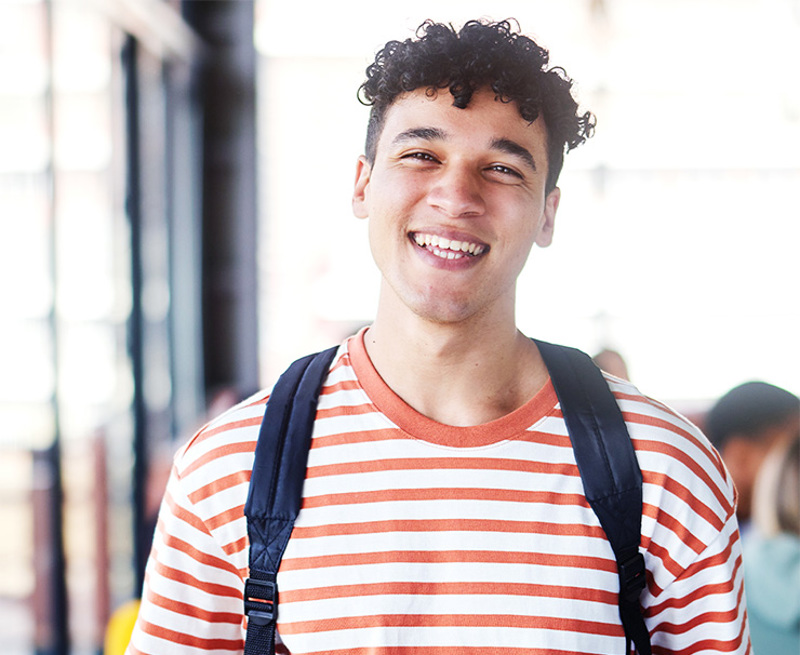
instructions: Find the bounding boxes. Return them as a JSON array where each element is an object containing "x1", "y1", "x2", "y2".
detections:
[
  {"x1": 162, "y1": 390, "x2": 271, "y2": 550},
  {"x1": 173, "y1": 390, "x2": 269, "y2": 487},
  {"x1": 608, "y1": 374, "x2": 728, "y2": 490},
  {"x1": 172, "y1": 341, "x2": 354, "y2": 496},
  {"x1": 607, "y1": 375, "x2": 738, "y2": 555}
]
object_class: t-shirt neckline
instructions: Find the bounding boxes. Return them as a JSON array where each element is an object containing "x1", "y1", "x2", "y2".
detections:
[{"x1": 346, "y1": 328, "x2": 558, "y2": 448}]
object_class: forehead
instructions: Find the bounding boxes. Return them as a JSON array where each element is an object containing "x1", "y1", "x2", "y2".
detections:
[{"x1": 377, "y1": 87, "x2": 549, "y2": 154}]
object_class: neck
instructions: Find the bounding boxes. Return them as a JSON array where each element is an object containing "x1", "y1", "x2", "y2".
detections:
[{"x1": 365, "y1": 304, "x2": 547, "y2": 426}]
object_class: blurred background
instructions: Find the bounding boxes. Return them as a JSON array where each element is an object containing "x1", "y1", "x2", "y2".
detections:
[{"x1": 0, "y1": 0, "x2": 797, "y2": 653}]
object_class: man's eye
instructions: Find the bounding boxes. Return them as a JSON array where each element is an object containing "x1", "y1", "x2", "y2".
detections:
[
  {"x1": 402, "y1": 152, "x2": 438, "y2": 163},
  {"x1": 488, "y1": 164, "x2": 523, "y2": 179}
]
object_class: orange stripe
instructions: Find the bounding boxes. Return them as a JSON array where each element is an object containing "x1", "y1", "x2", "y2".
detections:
[
  {"x1": 516, "y1": 430, "x2": 572, "y2": 447},
  {"x1": 643, "y1": 504, "x2": 707, "y2": 555},
  {"x1": 653, "y1": 606, "x2": 743, "y2": 635},
  {"x1": 299, "y1": 649, "x2": 600, "y2": 655},
  {"x1": 615, "y1": 392, "x2": 690, "y2": 425},
  {"x1": 161, "y1": 490, "x2": 209, "y2": 535},
  {"x1": 645, "y1": 538, "x2": 686, "y2": 579},
  {"x1": 319, "y1": 378, "x2": 361, "y2": 395},
  {"x1": 187, "y1": 470, "x2": 250, "y2": 504},
  {"x1": 311, "y1": 424, "x2": 572, "y2": 451},
  {"x1": 221, "y1": 534, "x2": 248, "y2": 557},
  {"x1": 627, "y1": 414, "x2": 714, "y2": 462},
  {"x1": 162, "y1": 491, "x2": 245, "y2": 556},
  {"x1": 646, "y1": 576, "x2": 737, "y2": 617},
  {"x1": 328, "y1": 352, "x2": 349, "y2": 375},
  {"x1": 143, "y1": 581, "x2": 242, "y2": 624},
  {"x1": 158, "y1": 527, "x2": 242, "y2": 578},
  {"x1": 291, "y1": 518, "x2": 606, "y2": 540},
  {"x1": 205, "y1": 503, "x2": 246, "y2": 531},
  {"x1": 306, "y1": 457, "x2": 579, "y2": 479},
  {"x1": 279, "y1": 612, "x2": 625, "y2": 637},
  {"x1": 644, "y1": 470, "x2": 724, "y2": 531},
  {"x1": 191, "y1": 416, "x2": 263, "y2": 444},
  {"x1": 137, "y1": 617, "x2": 242, "y2": 651},
  {"x1": 302, "y1": 487, "x2": 589, "y2": 509},
  {"x1": 625, "y1": 410, "x2": 706, "y2": 450},
  {"x1": 647, "y1": 532, "x2": 740, "y2": 611},
  {"x1": 279, "y1": 580, "x2": 619, "y2": 605},
  {"x1": 180, "y1": 440, "x2": 256, "y2": 477},
  {"x1": 653, "y1": 637, "x2": 746, "y2": 655},
  {"x1": 310, "y1": 428, "x2": 405, "y2": 450},
  {"x1": 280, "y1": 548, "x2": 617, "y2": 574},
  {"x1": 681, "y1": 530, "x2": 740, "y2": 577},
  {"x1": 242, "y1": 392, "x2": 269, "y2": 408},
  {"x1": 627, "y1": 415, "x2": 730, "y2": 510},
  {"x1": 614, "y1": 391, "x2": 675, "y2": 411},
  {"x1": 316, "y1": 403, "x2": 381, "y2": 420},
  {"x1": 149, "y1": 553, "x2": 242, "y2": 600}
]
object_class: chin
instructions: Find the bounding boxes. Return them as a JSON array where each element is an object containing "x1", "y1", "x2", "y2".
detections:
[
  {"x1": 386, "y1": 279, "x2": 498, "y2": 326},
  {"x1": 411, "y1": 298, "x2": 483, "y2": 326}
]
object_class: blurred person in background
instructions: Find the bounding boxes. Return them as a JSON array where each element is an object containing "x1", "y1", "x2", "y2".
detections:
[
  {"x1": 705, "y1": 381, "x2": 800, "y2": 529},
  {"x1": 592, "y1": 347, "x2": 630, "y2": 381},
  {"x1": 743, "y1": 431, "x2": 800, "y2": 653}
]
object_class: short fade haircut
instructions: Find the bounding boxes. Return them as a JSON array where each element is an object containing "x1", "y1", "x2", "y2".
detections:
[
  {"x1": 705, "y1": 381, "x2": 800, "y2": 450},
  {"x1": 358, "y1": 19, "x2": 596, "y2": 193}
]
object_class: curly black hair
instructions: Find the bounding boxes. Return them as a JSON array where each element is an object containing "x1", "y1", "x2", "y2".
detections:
[{"x1": 359, "y1": 19, "x2": 595, "y2": 192}]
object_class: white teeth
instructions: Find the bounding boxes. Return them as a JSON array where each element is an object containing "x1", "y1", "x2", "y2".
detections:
[
  {"x1": 431, "y1": 248, "x2": 464, "y2": 260},
  {"x1": 413, "y1": 233, "x2": 485, "y2": 258}
]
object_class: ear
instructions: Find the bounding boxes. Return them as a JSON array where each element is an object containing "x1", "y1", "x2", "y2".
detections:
[
  {"x1": 352, "y1": 155, "x2": 371, "y2": 219},
  {"x1": 534, "y1": 187, "x2": 560, "y2": 248}
]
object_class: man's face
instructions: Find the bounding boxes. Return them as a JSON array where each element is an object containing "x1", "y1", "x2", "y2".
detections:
[{"x1": 352, "y1": 86, "x2": 560, "y2": 326}]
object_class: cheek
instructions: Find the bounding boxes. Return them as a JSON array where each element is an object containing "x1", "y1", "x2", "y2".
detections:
[
  {"x1": 366, "y1": 213, "x2": 400, "y2": 271},
  {"x1": 504, "y1": 213, "x2": 542, "y2": 270},
  {"x1": 366, "y1": 218, "x2": 383, "y2": 260}
]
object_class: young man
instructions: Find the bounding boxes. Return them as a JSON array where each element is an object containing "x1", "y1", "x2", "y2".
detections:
[{"x1": 128, "y1": 20, "x2": 750, "y2": 654}]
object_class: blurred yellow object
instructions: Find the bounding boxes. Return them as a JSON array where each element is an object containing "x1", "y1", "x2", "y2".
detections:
[{"x1": 104, "y1": 599, "x2": 141, "y2": 655}]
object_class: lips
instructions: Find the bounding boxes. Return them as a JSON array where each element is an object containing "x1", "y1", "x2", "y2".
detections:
[{"x1": 411, "y1": 232, "x2": 488, "y2": 260}]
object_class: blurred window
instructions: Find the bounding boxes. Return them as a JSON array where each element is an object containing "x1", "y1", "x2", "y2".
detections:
[{"x1": 0, "y1": 1, "x2": 203, "y2": 653}]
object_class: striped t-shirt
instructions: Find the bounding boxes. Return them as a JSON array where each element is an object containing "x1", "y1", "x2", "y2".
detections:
[{"x1": 128, "y1": 331, "x2": 751, "y2": 654}]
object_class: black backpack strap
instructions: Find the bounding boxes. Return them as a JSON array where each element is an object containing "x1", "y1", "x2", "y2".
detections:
[
  {"x1": 243, "y1": 345, "x2": 339, "y2": 655},
  {"x1": 534, "y1": 339, "x2": 651, "y2": 655}
]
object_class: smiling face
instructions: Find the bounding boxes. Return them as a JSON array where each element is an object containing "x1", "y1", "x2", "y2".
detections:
[{"x1": 352, "y1": 87, "x2": 560, "y2": 328}]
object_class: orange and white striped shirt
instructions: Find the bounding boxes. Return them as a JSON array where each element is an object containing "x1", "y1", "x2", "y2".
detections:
[{"x1": 128, "y1": 331, "x2": 751, "y2": 655}]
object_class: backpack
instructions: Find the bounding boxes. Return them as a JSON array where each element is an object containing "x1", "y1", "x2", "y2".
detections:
[{"x1": 243, "y1": 339, "x2": 651, "y2": 655}]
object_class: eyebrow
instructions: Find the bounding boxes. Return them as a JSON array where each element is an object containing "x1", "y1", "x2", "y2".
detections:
[
  {"x1": 391, "y1": 128, "x2": 537, "y2": 172},
  {"x1": 490, "y1": 137, "x2": 537, "y2": 172},
  {"x1": 392, "y1": 127, "x2": 447, "y2": 145}
]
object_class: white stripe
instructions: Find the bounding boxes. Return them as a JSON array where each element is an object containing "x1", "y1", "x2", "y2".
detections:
[
  {"x1": 279, "y1": 560, "x2": 617, "y2": 593},
  {"x1": 280, "y1": 624, "x2": 625, "y2": 652},
  {"x1": 282, "y1": 528, "x2": 614, "y2": 560}
]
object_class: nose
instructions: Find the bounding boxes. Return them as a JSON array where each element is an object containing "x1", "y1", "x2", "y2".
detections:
[{"x1": 427, "y1": 164, "x2": 485, "y2": 218}]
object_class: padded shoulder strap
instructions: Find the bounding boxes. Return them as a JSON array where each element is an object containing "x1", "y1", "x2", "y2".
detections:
[
  {"x1": 534, "y1": 339, "x2": 651, "y2": 655},
  {"x1": 243, "y1": 346, "x2": 339, "y2": 655}
]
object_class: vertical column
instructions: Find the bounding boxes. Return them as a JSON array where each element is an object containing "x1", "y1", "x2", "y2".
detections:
[{"x1": 183, "y1": 0, "x2": 260, "y2": 400}]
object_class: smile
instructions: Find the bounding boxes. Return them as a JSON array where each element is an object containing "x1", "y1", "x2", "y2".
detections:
[{"x1": 412, "y1": 233, "x2": 487, "y2": 260}]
